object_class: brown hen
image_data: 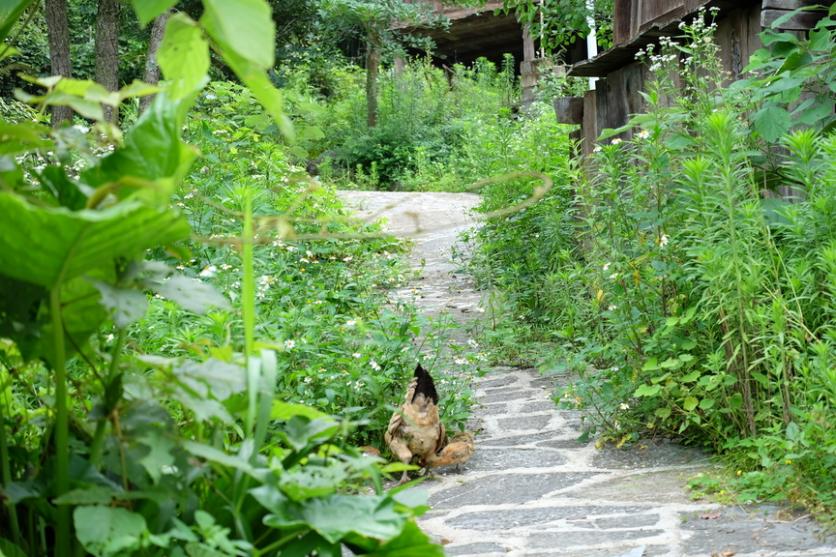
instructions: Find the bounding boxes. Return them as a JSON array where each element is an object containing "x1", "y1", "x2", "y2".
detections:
[{"x1": 384, "y1": 363, "x2": 474, "y2": 483}]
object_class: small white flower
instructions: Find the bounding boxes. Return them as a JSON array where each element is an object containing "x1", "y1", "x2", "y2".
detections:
[
  {"x1": 454, "y1": 357, "x2": 467, "y2": 365},
  {"x1": 220, "y1": 263, "x2": 233, "y2": 271},
  {"x1": 284, "y1": 339, "x2": 296, "y2": 350},
  {"x1": 161, "y1": 464, "x2": 179, "y2": 475},
  {"x1": 352, "y1": 352, "x2": 362, "y2": 359},
  {"x1": 345, "y1": 319, "x2": 357, "y2": 328},
  {"x1": 467, "y1": 339, "x2": 479, "y2": 349},
  {"x1": 313, "y1": 300, "x2": 323, "y2": 305},
  {"x1": 602, "y1": 262, "x2": 610, "y2": 271},
  {"x1": 636, "y1": 129, "x2": 650, "y2": 140},
  {"x1": 659, "y1": 233, "x2": 669, "y2": 247},
  {"x1": 370, "y1": 360, "x2": 381, "y2": 371},
  {"x1": 593, "y1": 145, "x2": 603, "y2": 153},
  {"x1": 609, "y1": 273, "x2": 619, "y2": 280},
  {"x1": 199, "y1": 265, "x2": 217, "y2": 278},
  {"x1": 105, "y1": 333, "x2": 115, "y2": 343},
  {"x1": 306, "y1": 250, "x2": 314, "y2": 258},
  {"x1": 608, "y1": 304, "x2": 618, "y2": 311},
  {"x1": 611, "y1": 138, "x2": 623, "y2": 145},
  {"x1": 619, "y1": 402, "x2": 630, "y2": 410},
  {"x1": 343, "y1": 256, "x2": 353, "y2": 262}
]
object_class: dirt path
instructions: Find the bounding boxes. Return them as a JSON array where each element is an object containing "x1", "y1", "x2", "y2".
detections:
[{"x1": 339, "y1": 190, "x2": 835, "y2": 557}]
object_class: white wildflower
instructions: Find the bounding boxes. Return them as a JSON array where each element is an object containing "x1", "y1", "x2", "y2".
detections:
[
  {"x1": 454, "y1": 357, "x2": 467, "y2": 365},
  {"x1": 609, "y1": 273, "x2": 619, "y2": 280},
  {"x1": 619, "y1": 402, "x2": 630, "y2": 410},
  {"x1": 345, "y1": 319, "x2": 357, "y2": 328},
  {"x1": 611, "y1": 138, "x2": 623, "y2": 145},
  {"x1": 370, "y1": 360, "x2": 381, "y2": 371},
  {"x1": 659, "y1": 233, "x2": 669, "y2": 247},
  {"x1": 220, "y1": 263, "x2": 233, "y2": 271},
  {"x1": 284, "y1": 339, "x2": 296, "y2": 350},
  {"x1": 161, "y1": 464, "x2": 179, "y2": 475},
  {"x1": 608, "y1": 304, "x2": 617, "y2": 311},
  {"x1": 343, "y1": 256, "x2": 353, "y2": 262},
  {"x1": 105, "y1": 333, "x2": 115, "y2": 343},
  {"x1": 636, "y1": 129, "x2": 650, "y2": 140},
  {"x1": 467, "y1": 339, "x2": 479, "y2": 349},
  {"x1": 352, "y1": 352, "x2": 362, "y2": 359},
  {"x1": 199, "y1": 265, "x2": 217, "y2": 278}
]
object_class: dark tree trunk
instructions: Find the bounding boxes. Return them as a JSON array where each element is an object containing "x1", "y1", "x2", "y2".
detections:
[
  {"x1": 44, "y1": 0, "x2": 72, "y2": 126},
  {"x1": 365, "y1": 34, "x2": 380, "y2": 128},
  {"x1": 95, "y1": 0, "x2": 119, "y2": 122},
  {"x1": 139, "y1": 10, "x2": 170, "y2": 113}
]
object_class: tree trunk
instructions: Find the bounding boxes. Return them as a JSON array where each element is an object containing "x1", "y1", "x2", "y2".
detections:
[
  {"x1": 365, "y1": 34, "x2": 380, "y2": 129},
  {"x1": 139, "y1": 10, "x2": 170, "y2": 113},
  {"x1": 95, "y1": 0, "x2": 119, "y2": 122},
  {"x1": 44, "y1": 0, "x2": 72, "y2": 127}
]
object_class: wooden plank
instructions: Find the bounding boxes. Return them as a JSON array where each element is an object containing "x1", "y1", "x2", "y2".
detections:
[
  {"x1": 553, "y1": 97, "x2": 584, "y2": 125},
  {"x1": 761, "y1": 0, "x2": 822, "y2": 9},
  {"x1": 614, "y1": 0, "x2": 634, "y2": 45},
  {"x1": 761, "y1": 8, "x2": 827, "y2": 30},
  {"x1": 582, "y1": 89, "x2": 600, "y2": 156}
]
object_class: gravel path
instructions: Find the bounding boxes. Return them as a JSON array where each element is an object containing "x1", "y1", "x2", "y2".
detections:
[{"x1": 339, "y1": 190, "x2": 835, "y2": 557}]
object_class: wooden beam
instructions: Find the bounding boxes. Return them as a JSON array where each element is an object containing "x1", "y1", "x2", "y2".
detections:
[{"x1": 554, "y1": 97, "x2": 584, "y2": 125}]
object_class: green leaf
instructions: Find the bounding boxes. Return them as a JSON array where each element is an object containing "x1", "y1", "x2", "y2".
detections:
[
  {"x1": 641, "y1": 357, "x2": 660, "y2": 371},
  {"x1": 698, "y1": 398, "x2": 715, "y2": 411},
  {"x1": 138, "y1": 431, "x2": 176, "y2": 483},
  {"x1": 753, "y1": 104, "x2": 791, "y2": 142},
  {"x1": 38, "y1": 166, "x2": 87, "y2": 209},
  {"x1": 54, "y1": 486, "x2": 116, "y2": 506},
  {"x1": 158, "y1": 14, "x2": 209, "y2": 103},
  {"x1": 280, "y1": 464, "x2": 347, "y2": 501},
  {"x1": 0, "y1": 121, "x2": 52, "y2": 155},
  {"x1": 175, "y1": 358, "x2": 246, "y2": 400},
  {"x1": 367, "y1": 520, "x2": 444, "y2": 556},
  {"x1": 73, "y1": 506, "x2": 148, "y2": 557},
  {"x1": 0, "y1": 0, "x2": 35, "y2": 43},
  {"x1": 257, "y1": 491, "x2": 406, "y2": 544},
  {"x1": 142, "y1": 274, "x2": 230, "y2": 314},
  {"x1": 129, "y1": 0, "x2": 177, "y2": 27},
  {"x1": 634, "y1": 384, "x2": 661, "y2": 397},
  {"x1": 200, "y1": 0, "x2": 274, "y2": 69},
  {"x1": 272, "y1": 401, "x2": 331, "y2": 422},
  {"x1": 683, "y1": 396, "x2": 699, "y2": 412},
  {"x1": 660, "y1": 357, "x2": 682, "y2": 370},
  {"x1": 92, "y1": 280, "x2": 149, "y2": 328},
  {"x1": 680, "y1": 370, "x2": 700, "y2": 383},
  {"x1": 221, "y1": 49, "x2": 294, "y2": 139},
  {"x1": 0, "y1": 538, "x2": 28, "y2": 557},
  {"x1": 655, "y1": 407, "x2": 672, "y2": 419},
  {"x1": 83, "y1": 98, "x2": 198, "y2": 198},
  {"x1": 280, "y1": 417, "x2": 339, "y2": 451},
  {"x1": 0, "y1": 193, "x2": 189, "y2": 289}
]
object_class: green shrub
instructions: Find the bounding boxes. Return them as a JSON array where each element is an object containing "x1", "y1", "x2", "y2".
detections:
[{"x1": 472, "y1": 8, "x2": 836, "y2": 519}]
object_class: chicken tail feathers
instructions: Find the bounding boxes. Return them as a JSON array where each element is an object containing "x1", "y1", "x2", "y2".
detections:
[{"x1": 412, "y1": 363, "x2": 439, "y2": 405}]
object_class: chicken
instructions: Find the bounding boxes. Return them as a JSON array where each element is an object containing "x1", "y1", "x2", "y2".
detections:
[
  {"x1": 426, "y1": 432, "x2": 475, "y2": 470},
  {"x1": 384, "y1": 363, "x2": 474, "y2": 483}
]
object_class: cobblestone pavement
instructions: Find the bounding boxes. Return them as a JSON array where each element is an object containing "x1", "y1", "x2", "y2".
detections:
[{"x1": 338, "y1": 191, "x2": 835, "y2": 557}]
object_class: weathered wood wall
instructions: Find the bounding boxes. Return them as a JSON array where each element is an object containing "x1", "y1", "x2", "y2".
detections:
[{"x1": 562, "y1": 0, "x2": 828, "y2": 155}]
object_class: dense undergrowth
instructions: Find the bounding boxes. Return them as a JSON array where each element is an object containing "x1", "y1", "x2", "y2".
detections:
[
  {"x1": 470, "y1": 9, "x2": 836, "y2": 521},
  {"x1": 0, "y1": 2, "x2": 480, "y2": 555},
  {"x1": 280, "y1": 55, "x2": 580, "y2": 191}
]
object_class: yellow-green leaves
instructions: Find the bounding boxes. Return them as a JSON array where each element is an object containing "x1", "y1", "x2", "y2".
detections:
[
  {"x1": 200, "y1": 0, "x2": 275, "y2": 69},
  {"x1": 129, "y1": 0, "x2": 177, "y2": 27},
  {"x1": 0, "y1": 194, "x2": 188, "y2": 289},
  {"x1": 157, "y1": 13, "x2": 209, "y2": 103}
]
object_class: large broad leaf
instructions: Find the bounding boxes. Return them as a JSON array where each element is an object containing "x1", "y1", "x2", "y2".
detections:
[
  {"x1": 200, "y1": 0, "x2": 274, "y2": 69},
  {"x1": 753, "y1": 103, "x2": 791, "y2": 142},
  {"x1": 0, "y1": 193, "x2": 189, "y2": 289},
  {"x1": 129, "y1": 0, "x2": 177, "y2": 26},
  {"x1": 221, "y1": 49, "x2": 293, "y2": 140},
  {"x1": 73, "y1": 506, "x2": 148, "y2": 557},
  {"x1": 82, "y1": 96, "x2": 197, "y2": 201},
  {"x1": 0, "y1": 0, "x2": 35, "y2": 42},
  {"x1": 158, "y1": 14, "x2": 210, "y2": 103},
  {"x1": 252, "y1": 488, "x2": 405, "y2": 544},
  {"x1": 366, "y1": 520, "x2": 444, "y2": 557},
  {"x1": 0, "y1": 121, "x2": 52, "y2": 155}
]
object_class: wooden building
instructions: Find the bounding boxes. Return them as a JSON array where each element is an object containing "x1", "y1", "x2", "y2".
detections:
[{"x1": 558, "y1": 0, "x2": 830, "y2": 155}]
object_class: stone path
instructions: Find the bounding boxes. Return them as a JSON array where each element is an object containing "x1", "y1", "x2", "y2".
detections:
[{"x1": 339, "y1": 191, "x2": 835, "y2": 557}]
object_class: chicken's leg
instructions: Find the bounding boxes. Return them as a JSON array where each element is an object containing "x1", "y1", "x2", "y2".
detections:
[{"x1": 387, "y1": 436, "x2": 413, "y2": 485}]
